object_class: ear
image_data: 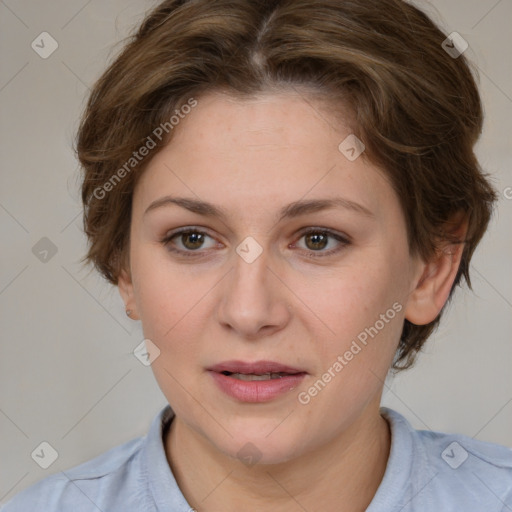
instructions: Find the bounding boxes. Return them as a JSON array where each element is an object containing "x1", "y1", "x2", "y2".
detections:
[
  {"x1": 404, "y1": 212, "x2": 468, "y2": 325},
  {"x1": 118, "y1": 266, "x2": 140, "y2": 320}
]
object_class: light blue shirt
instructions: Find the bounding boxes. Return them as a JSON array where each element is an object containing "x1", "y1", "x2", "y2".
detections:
[{"x1": 2, "y1": 405, "x2": 512, "y2": 511}]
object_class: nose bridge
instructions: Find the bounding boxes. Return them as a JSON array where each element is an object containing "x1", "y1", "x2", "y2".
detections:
[
  {"x1": 216, "y1": 236, "x2": 291, "y2": 336},
  {"x1": 230, "y1": 239, "x2": 274, "y2": 308}
]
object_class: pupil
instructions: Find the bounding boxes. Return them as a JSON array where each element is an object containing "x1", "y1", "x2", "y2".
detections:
[
  {"x1": 306, "y1": 233, "x2": 327, "y2": 250},
  {"x1": 183, "y1": 232, "x2": 204, "y2": 249}
]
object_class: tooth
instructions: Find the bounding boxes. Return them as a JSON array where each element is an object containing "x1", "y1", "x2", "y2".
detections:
[
  {"x1": 236, "y1": 373, "x2": 271, "y2": 381},
  {"x1": 229, "y1": 372, "x2": 288, "y2": 381}
]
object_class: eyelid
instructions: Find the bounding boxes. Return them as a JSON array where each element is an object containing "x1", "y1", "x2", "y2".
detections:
[
  {"x1": 295, "y1": 226, "x2": 351, "y2": 244},
  {"x1": 161, "y1": 226, "x2": 219, "y2": 253},
  {"x1": 291, "y1": 227, "x2": 351, "y2": 257}
]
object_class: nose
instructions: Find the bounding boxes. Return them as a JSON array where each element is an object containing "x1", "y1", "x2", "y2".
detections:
[{"x1": 215, "y1": 244, "x2": 292, "y2": 339}]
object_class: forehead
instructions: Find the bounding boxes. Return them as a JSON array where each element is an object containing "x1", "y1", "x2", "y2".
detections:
[
  {"x1": 133, "y1": 90, "x2": 399, "y2": 226},
  {"x1": 169, "y1": 89, "x2": 351, "y2": 158}
]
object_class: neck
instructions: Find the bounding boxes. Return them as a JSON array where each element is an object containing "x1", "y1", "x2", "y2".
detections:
[{"x1": 164, "y1": 402, "x2": 391, "y2": 512}]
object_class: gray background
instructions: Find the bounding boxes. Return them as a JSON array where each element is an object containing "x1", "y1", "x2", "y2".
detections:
[{"x1": 1, "y1": 0, "x2": 511, "y2": 503}]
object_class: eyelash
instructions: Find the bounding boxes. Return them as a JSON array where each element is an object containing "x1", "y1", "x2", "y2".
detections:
[{"x1": 160, "y1": 227, "x2": 351, "y2": 259}]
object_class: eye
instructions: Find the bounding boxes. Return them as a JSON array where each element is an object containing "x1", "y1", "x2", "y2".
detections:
[
  {"x1": 161, "y1": 228, "x2": 218, "y2": 256},
  {"x1": 161, "y1": 226, "x2": 351, "y2": 259},
  {"x1": 293, "y1": 228, "x2": 350, "y2": 258}
]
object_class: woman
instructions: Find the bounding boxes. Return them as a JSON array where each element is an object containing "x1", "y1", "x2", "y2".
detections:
[{"x1": 3, "y1": 0, "x2": 511, "y2": 510}]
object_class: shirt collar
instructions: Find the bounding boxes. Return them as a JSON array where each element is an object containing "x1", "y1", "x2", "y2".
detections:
[
  {"x1": 366, "y1": 406, "x2": 421, "y2": 511},
  {"x1": 142, "y1": 404, "x2": 192, "y2": 511}
]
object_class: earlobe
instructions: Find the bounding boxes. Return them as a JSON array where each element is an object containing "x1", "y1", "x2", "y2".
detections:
[
  {"x1": 118, "y1": 268, "x2": 140, "y2": 320},
  {"x1": 404, "y1": 213, "x2": 468, "y2": 326}
]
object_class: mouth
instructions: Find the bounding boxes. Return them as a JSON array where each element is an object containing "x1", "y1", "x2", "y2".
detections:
[
  {"x1": 219, "y1": 371, "x2": 298, "y2": 381},
  {"x1": 207, "y1": 360, "x2": 307, "y2": 402}
]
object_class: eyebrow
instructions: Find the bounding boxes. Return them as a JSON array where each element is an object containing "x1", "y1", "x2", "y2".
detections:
[{"x1": 144, "y1": 195, "x2": 375, "y2": 222}]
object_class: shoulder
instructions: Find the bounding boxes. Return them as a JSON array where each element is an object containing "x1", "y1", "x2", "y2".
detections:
[
  {"x1": 382, "y1": 407, "x2": 512, "y2": 510},
  {"x1": 0, "y1": 436, "x2": 147, "y2": 512}
]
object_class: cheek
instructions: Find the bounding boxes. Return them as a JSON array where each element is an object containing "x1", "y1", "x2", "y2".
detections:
[
  {"x1": 292, "y1": 259, "x2": 403, "y2": 353},
  {"x1": 296, "y1": 267, "x2": 403, "y2": 420},
  {"x1": 131, "y1": 246, "x2": 190, "y2": 341}
]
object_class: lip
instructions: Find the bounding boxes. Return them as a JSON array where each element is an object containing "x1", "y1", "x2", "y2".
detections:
[
  {"x1": 207, "y1": 360, "x2": 307, "y2": 403},
  {"x1": 207, "y1": 360, "x2": 305, "y2": 375}
]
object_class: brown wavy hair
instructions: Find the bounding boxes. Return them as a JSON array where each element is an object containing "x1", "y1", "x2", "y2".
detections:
[{"x1": 76, "y1": 0, "x2": 497, "y2": 371}]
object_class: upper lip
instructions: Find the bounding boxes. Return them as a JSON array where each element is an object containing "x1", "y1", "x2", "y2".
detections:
[{"x1": 207, "y1": 360, "x2": 306, "y2": 375}]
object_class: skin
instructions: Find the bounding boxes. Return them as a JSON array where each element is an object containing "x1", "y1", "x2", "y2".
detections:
[{"x1": 119, "y1": 89, "x2": 467, "y2": 511}]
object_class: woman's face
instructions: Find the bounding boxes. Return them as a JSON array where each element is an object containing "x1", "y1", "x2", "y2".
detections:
[{"x1": 120, "y1": 90, "x2": 425, "y2": 464}]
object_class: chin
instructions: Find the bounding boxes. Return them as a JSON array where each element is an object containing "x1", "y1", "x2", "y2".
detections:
[{"x1": 211, "y1": 423, "x2": 307, "y2": 466}]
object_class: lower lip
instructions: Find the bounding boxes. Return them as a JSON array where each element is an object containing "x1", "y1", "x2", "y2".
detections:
[{"x1": 208, "y1": 371, "x2": 306, "y2": 403}]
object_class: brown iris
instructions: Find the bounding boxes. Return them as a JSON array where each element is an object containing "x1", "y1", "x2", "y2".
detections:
[
  {"x1": 180, "y1": 232, "x2": 205, "y2": 250},
  {"x1": 304, "y1": 232, "x2": 329, "y2": 251}
]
